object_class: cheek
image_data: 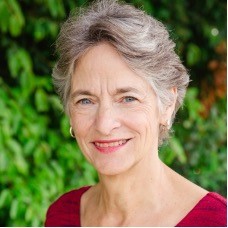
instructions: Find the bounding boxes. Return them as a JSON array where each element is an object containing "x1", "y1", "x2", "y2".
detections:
[
  {"x1": 125, "y1": 106, "x2": 160, "y2": 144},
  {"x1": 70, "y1": 111, "x2": 94, "y2": 138},
  {"x1": 135, "y1": 109, "x2": 160, "y2": 150},
  {"x1": 125, "y1": 105, "x2": 159, "y2": 126}
]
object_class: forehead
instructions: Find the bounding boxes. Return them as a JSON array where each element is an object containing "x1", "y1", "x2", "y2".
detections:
[{"x1": 71, "y1": 43, "x2": 151, "y2": 93}]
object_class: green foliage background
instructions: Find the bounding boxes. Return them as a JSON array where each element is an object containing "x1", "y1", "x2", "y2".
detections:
[{"x1": 0, "y1": 0, "x2": 226, "y2": 226}]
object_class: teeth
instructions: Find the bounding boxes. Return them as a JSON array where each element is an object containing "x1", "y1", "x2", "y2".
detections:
[{"x1": 95, "y1": 139, "x2": 127, "y2": 148}]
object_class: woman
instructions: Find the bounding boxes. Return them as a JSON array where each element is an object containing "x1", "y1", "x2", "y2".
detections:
[{"x1": 45, "y1": 0, "x2": 226, "y2": 226}]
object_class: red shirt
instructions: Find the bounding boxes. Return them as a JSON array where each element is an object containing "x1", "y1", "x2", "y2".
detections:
[{"x1": 45, "y1": 186, "x2": 227, "y2": 227}]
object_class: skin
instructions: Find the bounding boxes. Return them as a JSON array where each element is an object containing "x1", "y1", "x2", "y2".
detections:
[{"x1": 69, "y1": 43, "x2": 207, "y2": 226}]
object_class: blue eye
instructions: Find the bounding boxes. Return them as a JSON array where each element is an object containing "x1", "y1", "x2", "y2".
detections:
[
  {"x1": 123, "y1": 96, "x2": 136, "y2": 103},
  {"x1": 78, "y1": 98, "x2": 92, "y2": 105}
]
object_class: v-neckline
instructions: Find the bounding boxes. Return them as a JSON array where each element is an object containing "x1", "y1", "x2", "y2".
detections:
[{"x1": 77, "y1": 187, "x2": 211, "y2": 227}]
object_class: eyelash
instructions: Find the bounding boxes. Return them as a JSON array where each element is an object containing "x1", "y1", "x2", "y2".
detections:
[
  {"x1": 77, "y1": 98, "x2": 92, "y2": 105},
  {"x1": 122, "y1": 96, "x2": 137, "y2": 103},
  {"x1": 76, "y1": 96, "x2": 137, "y2": 105}
]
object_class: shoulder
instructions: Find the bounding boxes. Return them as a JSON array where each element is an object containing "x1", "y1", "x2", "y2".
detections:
[
  {"x1": 201, "y1": 192, "x2": 226, "y2": 208},
  {"x1": 45, "y1": 186, "x2": 91, "y2": 227},
  {"x1": 177, "y1": 192, "x2": 227, "y2": 227}
]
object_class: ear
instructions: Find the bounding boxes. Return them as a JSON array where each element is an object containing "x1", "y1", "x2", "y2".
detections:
[
  {"x1": 159, "y1": 87, "x2": 177, "y2": 126},
  {"x1": 68, "y1": 105, "x2": 73, "y2": 126},
  {"x1": 69, "y1": 112, "x2": 74, "y2": 128}
]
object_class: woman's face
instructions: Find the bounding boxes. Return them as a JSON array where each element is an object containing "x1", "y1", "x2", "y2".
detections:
[{"x1": 69, "y1": 43, "x2": 161, "y2": 175}]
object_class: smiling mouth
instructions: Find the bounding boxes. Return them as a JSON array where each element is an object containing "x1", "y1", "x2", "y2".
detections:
[
  {"x1": 94, "y1": 139, "x2": 128, "y2": 148},
  {"x1": 92, "y1": 139, "x2": 131, "y2": 153}
]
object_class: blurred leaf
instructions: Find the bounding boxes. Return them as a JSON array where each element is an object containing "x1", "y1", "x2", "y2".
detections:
[
  {"x1": 49, "y1": 95, "x2": 63, "y2": 112},
  {"x1": 7, "y1": 47, "x2": 33, "y2": 78},
  {"x1": 0, "y1": 150, "x2": 8, "y2": 172},
  {"x1": 46, "y1": 0, "x2": 65, "y2": 18},
  {"x1": 60, "y1": 115, "x2": 70, "y2": 138},
  {"x1": 25, "y1": 207, "x2": 33, "y2": 222},
  {"x1": 8, "y1": 0, "x2": 25, "y2": 36},
  {"x1": 10, "y1": 199, "x2": 19, "y2": 219},
  {"x1": 18, "y1": 49, "x2": 33, "y2": 74},
  {"x1": 187, "y1": 43, "x2": 201, "y2": 66},
  {"x1": 185, "y1": 88, "x2": 203, "y2": 121},
  {"x1": 0, "y1": 189, "x2": 11, "y2": 209},
  {"x1": 170, "y1": 138, "x2": 187, "y2": 164},
  {"x1": 6, "y1": 139, "x2": 29, "y2": 175},
  {"x1": 0, "y1": 1, "x2": 10, "y2": 33},
  {"x1": 35, "y1": 88, "x2": 49, "y2": 112}
]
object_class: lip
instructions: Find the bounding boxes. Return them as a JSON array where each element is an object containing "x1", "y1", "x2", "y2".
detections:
[{"x1": 92, "y1": 138, "x2": 131, "y2": 154}]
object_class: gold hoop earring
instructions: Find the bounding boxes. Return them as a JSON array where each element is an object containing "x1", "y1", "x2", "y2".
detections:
[{"x1": 70, "y1": 127, "x2": 75, "y2": 138}]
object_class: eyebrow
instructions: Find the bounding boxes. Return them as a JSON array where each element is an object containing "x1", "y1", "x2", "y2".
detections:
[
  {"x1": 71, "y1": 86, "x2": 142, "y2": 99},
  {"x1": 71, "y1": 90, "x2": 93, "y2": 99},
  {"x1": 115, "y1": 87, "x2": 142, "y2": 95}
]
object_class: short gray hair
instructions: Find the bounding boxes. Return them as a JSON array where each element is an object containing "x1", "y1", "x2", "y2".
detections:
[{"x1": 52, "y1": 0, "x2": 190, "y2": 144}]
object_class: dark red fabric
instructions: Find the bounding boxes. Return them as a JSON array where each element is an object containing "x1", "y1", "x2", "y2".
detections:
[
  {"x1": 176, "y1": 192, "x2": 227, "y2": 227},
  {"x1": 45, "y1": 187, "x2": 227, "y2": 227},
  {"x1": 45, "y1": 186, "x2": 90, "y2": 227}
]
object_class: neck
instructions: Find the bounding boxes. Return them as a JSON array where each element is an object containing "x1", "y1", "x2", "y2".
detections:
[{"x1": 95, "y1": 154, "x2": 171, "y2": 221}]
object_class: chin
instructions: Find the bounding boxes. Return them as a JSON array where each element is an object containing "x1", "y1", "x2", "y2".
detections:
[
  {"x1": 95, "y1": 158, "x2": 137, "y2": 177},
  {"x1": 97, "y1": 167, "x2": 127, "y2": 176}
]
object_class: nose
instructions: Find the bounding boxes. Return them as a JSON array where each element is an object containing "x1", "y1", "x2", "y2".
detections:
[{"x1": 95, "y1": 103, "x2": 121, "y2": 136}]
